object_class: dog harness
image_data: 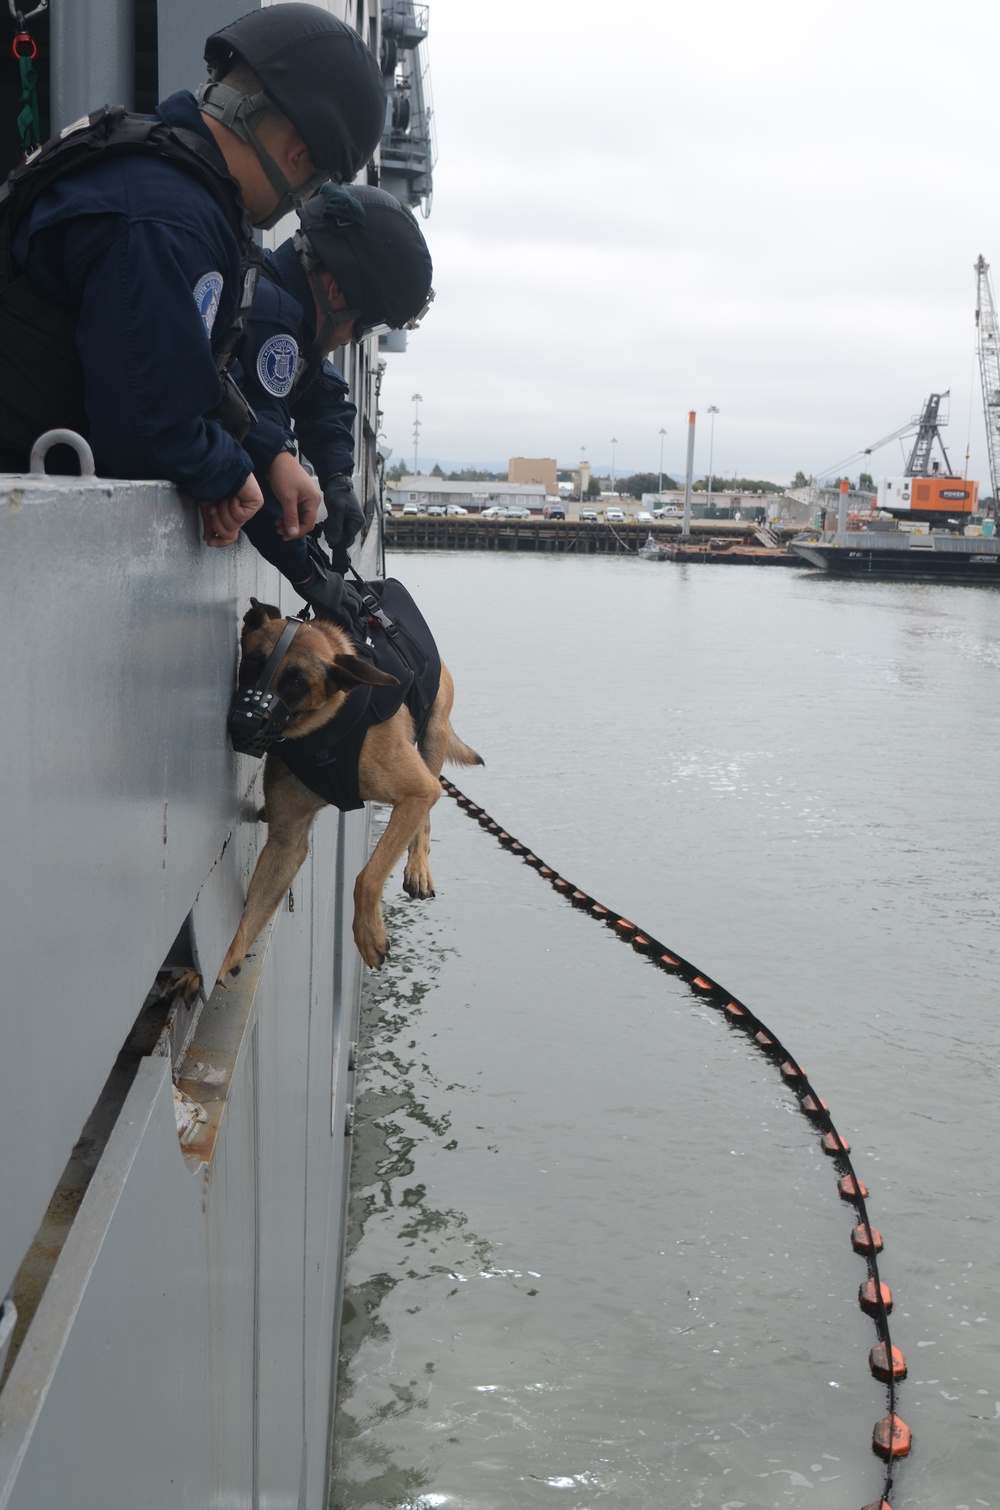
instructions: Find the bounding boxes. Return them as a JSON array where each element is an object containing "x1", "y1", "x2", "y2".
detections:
[{"x1": 276, "y1": 579, "x2": 442, "y2": 813}]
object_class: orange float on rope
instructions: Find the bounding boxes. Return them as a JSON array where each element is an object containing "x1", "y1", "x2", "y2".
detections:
[
  {"x1": 590, "y1": 902, "x2": 609, "y2": 917},
  {"x1": 539, "y1": 866, "x2": 554, "y2": 878},
  {"x1": 524, "y1": 853, "x2": 541, "y2": 867},
  {"x1": 800, "y1": 1094, "x2": 829, "y2": 1117},
  {"x1": 838, "y1": 1174, "x2": 868, "y2": 1202},
  {"x1": 821, "y1": 1131, "x2": 850, "y2": 1155},
  {"x1": 570, "y1": 889, "x2": 590, "y2": 907},
  {"x1": 724, "y1": 1001, "x2": 747, "y2": 1021},
  {"x1": 859, "y1": 1278, "x2": 893, "y2": 1315},
  {"x1": 692, "y1": 975, "x2": 714, "y2": 993},
  {"x1": 498, "y1": 832, "x2": 514, "y2": 846},
  {"x1": 872, "y1": 1415, "x2": 911, "y2": 1460},
  {"x1": 862, "y1": 1501, "x2": 893, "y2": 1510},
  {"x1": 510, "y1": 841, "x2": 524, "y2": 854},
  {"x1": 870, "y1": 1343, "x2": 907, "y2": 1382},
  {"x1": 488, "y1": 821, "x2": 501, "y2": 834},
  {"x1": 456, "y1": 795, "x2": 470, "y2": 807},
  {"x1": 478, "y1": 812, "x2": 492, "y2": 826},
  {"x1": 658, "y1": 953, "x2": 681, "y2": 971},
  {"x1": 780, "y1": 1060, "x2": 805, "y2": 1082},
  {"x1": 632, "y1": 934, "x2": 653, "y2": 953},
  {"x1": 754, "y1": 1029, "x2": 775, "y2": 1049},
  {"x1": 467, "y1": 804, "x2": 481, "y2": 816},
  {"x1": 852, "y1": 1224, "x2": 883, "y2": 1254},
  {"x1": 552, "y1": 877, "x2": 570, "y2": 891},
  {"x1": 615, "y1": 919, "x2": 636, "y2": 937}
]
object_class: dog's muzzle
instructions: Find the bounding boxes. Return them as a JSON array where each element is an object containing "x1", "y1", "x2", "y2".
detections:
[{"x1": 228, "y1": 618, "x2": 303, "y2": 757}]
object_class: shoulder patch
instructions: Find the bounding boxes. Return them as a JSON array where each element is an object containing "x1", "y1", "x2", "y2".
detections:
[
  {"x1": 256, "y1": 334, "x2": 299, "y2": 398},
  {"x1": 192, "y1": 271, "x2": 224, "y2": 337}
]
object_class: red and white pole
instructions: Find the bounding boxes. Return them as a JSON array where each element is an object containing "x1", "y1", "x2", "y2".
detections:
[{"x1": 682, "y1": 411, "x2": 696, "y2": 536}]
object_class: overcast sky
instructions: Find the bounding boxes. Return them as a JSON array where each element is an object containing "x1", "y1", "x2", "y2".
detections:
[{"x1": 376, "y1": 0, "x2": 998, "y2": 488}]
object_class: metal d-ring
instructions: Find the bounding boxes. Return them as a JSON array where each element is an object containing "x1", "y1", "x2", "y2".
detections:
[{"x1": 29, "y1": 429, "x2": 97, "y2": 477}]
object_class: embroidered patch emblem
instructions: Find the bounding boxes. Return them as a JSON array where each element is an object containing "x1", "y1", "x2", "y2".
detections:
[
  {"x1": 256, "y1": 334, "x2": 298, "y2": 397},
  {"x1": 192, "y1": 271, "x2": 224, "y2": 337}
]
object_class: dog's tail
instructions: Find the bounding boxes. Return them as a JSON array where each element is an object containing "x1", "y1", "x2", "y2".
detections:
[{"x1": 445, "y1": 727, "x2": 484, "y2": 768}]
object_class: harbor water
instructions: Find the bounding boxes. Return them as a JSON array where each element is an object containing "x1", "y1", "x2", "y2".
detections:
[{"x1": 330, "y1": 553, "x2": 1000, "y2": 1509}]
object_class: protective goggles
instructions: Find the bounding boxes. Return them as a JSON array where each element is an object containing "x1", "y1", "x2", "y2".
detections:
[{"x1": 357, "y1": 286, "x2": 435, "y2": 342}]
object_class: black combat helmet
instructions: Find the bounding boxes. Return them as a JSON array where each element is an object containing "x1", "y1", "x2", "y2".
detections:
[
  {"x1": 296, "y1": 183, "x2": 434, "y2": 341},
  {"x1": 202, "y1": 4, "x2": 385, "y2": 187}
]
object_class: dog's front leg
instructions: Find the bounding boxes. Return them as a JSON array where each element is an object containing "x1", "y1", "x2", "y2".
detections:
[{"x1": 219, "y1": 759, "x2": 323, "y2": 982}]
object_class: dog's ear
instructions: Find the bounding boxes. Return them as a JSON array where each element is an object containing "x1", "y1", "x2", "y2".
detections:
[
  {"x1": 327, "y1": 654, "x2": 401, "y2": 691},
  {"x1": 243, "y1": 598, "x2": 284, "y2": 632}
]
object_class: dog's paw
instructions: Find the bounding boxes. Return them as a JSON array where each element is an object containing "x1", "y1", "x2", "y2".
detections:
[
  {"x1": 353, "y1": 913, "x2": 388, "y2": 970},
  {"x1": 402, "y1": 864, "x2": 436, "y2": 901},
  {"x1": 173, "y1": 969, "x2": 204, "y2": 1006}
]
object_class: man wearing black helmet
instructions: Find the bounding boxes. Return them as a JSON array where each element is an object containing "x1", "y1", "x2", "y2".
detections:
[
  {"x1": 0, "y1": 4, "x2": 384, "y2": 549},
  {"x1": 235, "y1": 183, "x2": 433, "y2": 625}
]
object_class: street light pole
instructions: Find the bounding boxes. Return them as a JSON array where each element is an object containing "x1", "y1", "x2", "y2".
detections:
[
  {"x1": 707, "y1": 405, "x2": 719, "y2": 509},
  {"x1": 610, "y1": 437, "x2": 618, "y2": 496},
  {"x1": 411, "y1": 392, "x2": 423, "y2": 475},
  {"x1": 579, "y1": 445, "x2": 586, "y2": 503},
  {"x1": 658, "y1": 427, "x2": 667, "y2": 498}
]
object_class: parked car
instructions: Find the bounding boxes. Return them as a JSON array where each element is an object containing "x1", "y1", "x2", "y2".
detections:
[
  {"x1": 636, "y1": 510, "x2": 653, "y2": 523},
  {"x1": 383, "y1": 500, "x2": 393, "y2": 515},
  {"x1": 401, "y1": 502, "x2": 420, "y2": 516},
  {"x1": 481, "y1": 504, "x2": 507, "y2": 518},
  {"x1": 604, "y1": 507, "x2": 625, "y2": 522},
  {"x1": 543, "y1": 502, "x2": 566, "y2": 519},
  {"x1": 580, "y1": 508, "x2": 598, "y2": 522},
  {"x1": 426, "y1": 504, "x2": 445, "y2": 516},
  {"x1": 504, "y1": 504, "x2": 531, "y2": 519},
  {"x1": 445, "y1": 503, "x2": 468, "y2": 515},
  {"x1": 653, "y1": 506, "x2": 683, "y2": 518}
]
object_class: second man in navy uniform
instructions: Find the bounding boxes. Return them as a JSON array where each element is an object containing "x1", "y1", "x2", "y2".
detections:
[
  {"x1": 0, "y1": 5, "x2": 386, "y2": 550},
  {"x1": 236, "y1": 183, "x2": 433, "y2": 625}
]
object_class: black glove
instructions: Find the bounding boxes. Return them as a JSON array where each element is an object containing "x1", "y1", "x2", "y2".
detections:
[
  {"x1": 320, "y1": 474, "x2": 365, "y2": 573},
  {"x1": 295, "y1": 558, "x2": 367, "y2": 635}
]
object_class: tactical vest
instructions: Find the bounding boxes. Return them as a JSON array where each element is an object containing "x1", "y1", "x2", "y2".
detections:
[
  {"x1": 0, "y1": 104, "x2": 260, "y2": 469},
  {"x1": 276, "y1": 580, "x2": 442, "y2": 813}
]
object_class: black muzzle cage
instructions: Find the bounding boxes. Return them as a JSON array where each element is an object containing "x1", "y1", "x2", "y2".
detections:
[{"x1": 228, "y1": 617, "x2": 305, "y2": 757}]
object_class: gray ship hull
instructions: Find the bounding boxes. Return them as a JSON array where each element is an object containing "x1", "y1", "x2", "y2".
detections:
[{"x1": 0, "y1": 469, "x2": 375, "y2": 1509}]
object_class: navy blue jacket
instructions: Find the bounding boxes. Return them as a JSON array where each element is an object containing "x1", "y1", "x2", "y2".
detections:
[
  {"x1": 11, "y1": 92, "x2": 253, "y2": 500},
  {"x1": 237, "y1": 240, "x2": 357, "y2": 580}
]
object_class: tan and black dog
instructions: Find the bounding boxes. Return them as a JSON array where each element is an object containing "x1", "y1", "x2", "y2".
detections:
[{"x1": 219, "y1": 597, "x2": 482, "y2": 979}]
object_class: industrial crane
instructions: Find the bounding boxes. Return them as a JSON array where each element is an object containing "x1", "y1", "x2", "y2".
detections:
[
  {"x1": 853, "y1": 393, "x2": 951, "y2": 476},
  {"x1": 974, "y1": 255, "x2": 1000, "y2": 503}
]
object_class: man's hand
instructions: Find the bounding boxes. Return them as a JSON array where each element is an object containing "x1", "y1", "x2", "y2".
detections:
[
  {"x1": 200, "y1": 474, "x2": 265, "y2": 547},
  {"x1": 269, "y1": 450, "x2": 322, "y2": 540},
  {"x1": 320, "y1": 473, "x2": 366, "y2": 572}
]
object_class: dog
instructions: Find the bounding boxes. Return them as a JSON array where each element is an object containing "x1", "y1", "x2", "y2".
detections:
[{"x1": 218, "y1": 595, "x2": 482, "y2": 979}]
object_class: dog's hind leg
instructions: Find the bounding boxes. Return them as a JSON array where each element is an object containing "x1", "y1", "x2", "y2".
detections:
[
  {"x1": 357, "y1": 720, "x2": 443, "y2": 966},
  {"x1": 408, "y1": 664, "x2": 483, "y2": 899}
]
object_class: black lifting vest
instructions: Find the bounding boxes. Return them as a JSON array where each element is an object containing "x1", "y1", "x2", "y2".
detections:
[
  {"x1": 277, "y1": 580, "x2": 442, "y2": 813},
  {"x1": 0, "y1": 105, "x2": 260, "y2": 470}
]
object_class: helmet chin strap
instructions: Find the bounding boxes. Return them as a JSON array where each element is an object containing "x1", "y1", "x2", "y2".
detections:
[{"x1": 197, "y1": 82, "x2": 329, "y2": 229}]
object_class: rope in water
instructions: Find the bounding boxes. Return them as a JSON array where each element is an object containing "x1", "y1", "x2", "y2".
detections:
[{"x1": 439, "y1": 775, "x2": 909, "y2": 1510}]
